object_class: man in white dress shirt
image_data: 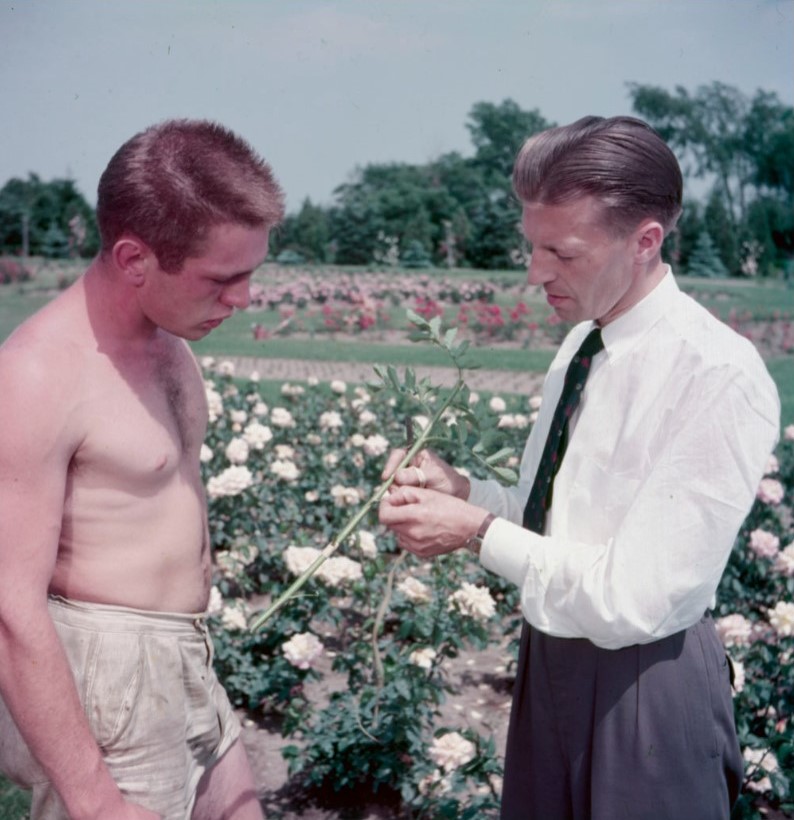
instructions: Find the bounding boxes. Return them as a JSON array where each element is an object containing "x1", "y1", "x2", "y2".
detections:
[{"x1": 379, "y1": 116, "x2": 780, "y2": 819}]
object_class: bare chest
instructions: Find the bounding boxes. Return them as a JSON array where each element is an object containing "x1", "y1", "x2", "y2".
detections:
[{"x1": 70, "y1": 349, "x2": 207, "y2": 490}]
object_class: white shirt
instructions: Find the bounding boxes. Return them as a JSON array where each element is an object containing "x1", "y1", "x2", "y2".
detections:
[{"x1": 470, "y1": 270, "x2": 780, "y2": 650}]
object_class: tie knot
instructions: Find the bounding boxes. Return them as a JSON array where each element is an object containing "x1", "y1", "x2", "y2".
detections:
[{"x1": 577, "y1": 328, "x2": 604, "y2": 360}]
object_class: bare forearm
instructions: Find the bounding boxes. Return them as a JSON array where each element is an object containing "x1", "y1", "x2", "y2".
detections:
[{"x1": 0, "y1": 608, "x2": 126, "y2": 819}]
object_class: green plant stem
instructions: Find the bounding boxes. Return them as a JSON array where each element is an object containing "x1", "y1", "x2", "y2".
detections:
[
  {"x1": 249, "y1": 375, "x2": 466, "y2": 632},
  {"x1": 370, "y1": 551, "x2": 407, "y2": 728}
]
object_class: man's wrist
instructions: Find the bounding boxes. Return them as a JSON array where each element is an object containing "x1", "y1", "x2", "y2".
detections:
[{"x1": 464, "y1": 512, "x2": 496, "y2": 556}]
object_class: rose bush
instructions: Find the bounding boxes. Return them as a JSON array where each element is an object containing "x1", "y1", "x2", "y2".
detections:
[{"x1": 201, "y1": 359, "x2": 792, "y2": 817}]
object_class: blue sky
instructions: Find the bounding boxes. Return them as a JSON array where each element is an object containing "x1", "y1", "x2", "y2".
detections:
[{"x1": 1, "y1": 0, "x2": 792, "y2": 212}]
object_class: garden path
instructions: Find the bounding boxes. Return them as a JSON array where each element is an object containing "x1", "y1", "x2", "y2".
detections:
[{"x1": 225, "y1": 355, "x2": 546, "y2": 397}]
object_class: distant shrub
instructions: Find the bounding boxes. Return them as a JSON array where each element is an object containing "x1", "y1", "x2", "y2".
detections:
[{"x1": 0, "y1": 257, "x2": 32, "y2": 285}]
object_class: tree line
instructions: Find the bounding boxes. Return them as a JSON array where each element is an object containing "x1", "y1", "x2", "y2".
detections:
[{"x1": 1, "y1": 82, "x2": 791, "y2": 277}]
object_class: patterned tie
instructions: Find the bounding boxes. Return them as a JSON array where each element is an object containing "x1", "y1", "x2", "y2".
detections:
[{"x1": 522, "y1": 327, "x2": 604, "y2": 533}]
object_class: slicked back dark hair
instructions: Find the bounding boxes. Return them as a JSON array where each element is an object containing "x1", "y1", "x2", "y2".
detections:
[
  {"x1": 97, "y1": 119, "x2": 285, "y2": 272},
  {"x1": 512, "y1": 116, "x2": 683, "y2": 237}
]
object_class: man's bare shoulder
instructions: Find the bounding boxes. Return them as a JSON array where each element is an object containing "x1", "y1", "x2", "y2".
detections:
[{"x1": 0, "y1": 285, "x2": 93, "y2": 432}]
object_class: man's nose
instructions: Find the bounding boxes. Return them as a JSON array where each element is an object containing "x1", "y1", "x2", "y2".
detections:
[
  {"x1": 527, "y1": 254, "x2": 555, "y2": 287},
  {"x1": 221, "y1": 279, "x2": 251, "y2": 310}
]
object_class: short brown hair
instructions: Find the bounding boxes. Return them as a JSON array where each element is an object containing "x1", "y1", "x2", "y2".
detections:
[
  {"x1": 97, "y1": 119, "x2": 285, "y2": 271},
  {"x1": 512, "y1": 116, "x2": 683, "y2": 237}
]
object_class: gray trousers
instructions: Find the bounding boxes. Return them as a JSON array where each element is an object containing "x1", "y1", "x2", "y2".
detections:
[{"x1": 500, "y1": 613, "x2": 743, "y2": 820}]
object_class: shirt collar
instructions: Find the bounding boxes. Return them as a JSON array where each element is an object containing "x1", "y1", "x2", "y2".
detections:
[{"x1": 598, "y1": 266, "x2": 678, "y2": 362}]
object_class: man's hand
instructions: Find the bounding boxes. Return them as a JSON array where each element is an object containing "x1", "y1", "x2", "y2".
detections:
[
  {"x1": 379, "y1": 485, "x2": 490, "y2": 558},
  {"x1": 381, "y1": 448, "x2": 470, "y2": 499}
]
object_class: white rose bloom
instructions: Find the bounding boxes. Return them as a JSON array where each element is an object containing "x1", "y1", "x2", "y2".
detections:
[
  {"x1": 429, "y1": 732, "x2": 476, "y2": 772},
  {"x1": 249, "y1": 370, "x2": 260, "y2": 383},
  {"x1": 468, "y1": 392, "x2": 480, "y2": 405},
  {"x1": 363, "y1": 434, "x2": 390, "y2": 457},
  {"x1": 356, "y1": 530, "x2": 378, "y2": 558},
  {"x1": 743, "y1": 746, "x2": 779, "y2": 794},
  {"x1": 218, "y1": 360, "x2": 236, "y2": 377},
  {"x1": 317, "y1": 556, "x2": 363, "y2": 585},
  {"x1": 200, "y1": 444, "x2": 214, "y2": 463},
  {"x1": 320, "y1": 411, "x2": 344, "y2": 431},
  {"x1": 270, "y1": 407, "x2": 296, "y2": 428},
  {"x1": 769, "y1": 601, "x2": 794, "y2": 637},
  {"x1": 489, "y1": 396, "x2": 506, "y2": 413},
  {"x1": 224, "y1": 437, "x2": 249, "y2": 465},
  {"x1": 511, "y1": 413, "x2": 530, "y2": 429},
  {"x1": 349, "y1": 433, "x2": 366, "y2": 448},
  {"x1": 731, "y1": 658, "x2": 745, "y2": 693},
  {"x1": 253, "y1": 401, "x2": 269, "y2": 417},
  {"x1": 306, "y1": 433, "x2": 322, "y2": 446},
  {"x1": 497, "y1": 414, "x2": 516, "y2": 429},
  {"x1": 330, "y1": 380, "x2": 347, "y2": 394},
  {"x1": 413, "y1": 415, "x2": 430, "y2": 431},
  {"x1": 409, "y1": 647, "x2": 437, "y2": 670},
  {"x1": 353, "y1": 387, "x2": 371, "y2": 401},
  {"x1": 305, "y1": 490, "x2": 320, "y2": 502},
  {"x1": 748, "y1": 528, "x2": 780, "y2": 558},
  {"x1": 270, "y1": 459, "x2": 300, "y2": 482},
  {"x1": 281, "y1": 383, "x2": 305, "y2": 397},
  {"x1": 529, "y1": 410, "x2": 539, "y2": 423},
  {"x1": 418, "y1": 770, "x2": 452, "y2": 796},
  {"x1": 331, "y1": 484, "x2": 363, "y2": 507},
  {"x1": 449, "y1": 582, "x2": 496, "y2": 621},
  {"x1": 243, "y1": 422, "x2": 273, "y2": 450},
  {"x1": 323, "y1": 452, "x2": 340, "y2": 467},
  {"x1": 205, "y1": 387, "x2": 223, "y2": 422},
  {"x1": 358, "y1": 410, "x2": 378, "y2": 427},
  {"x1": 221, "y1": 600, "x2": 248, "y2": 631},
  {"x1": 206, "y1": 466, "x2": 253, "y2": 498},
  {"x1": 397, "y1": 576, "x2": 432, "y2": 604},
  {"x1": 774, "y1": 543, "x2": 794, "y2": 577},
  {"x1": 230, "y1": 409, "x2": 248, "y2": 426},
  {"x1": 282, "y1": 632, "x2": 324, "y2": 670},
  {"x1": 284, "y1": 545, "x2": 322, "y2": 576},
  {"x1": 275, "y1": 444, "x2": 295, "y2": 460},
  {"x1": 757, "y1": 478, "x2": 785, "y2": 505},
  {"x1": 784, "y1": 424, "x2": 794, "y2": 441},
  {"x1": 352, "y1": 452, "x2": 365, "y2": 469},
  {"x1": 207, "y1": 586, "x2": 224, "y2": 616},
  {"x1": 307, "y1": 376, "x2": 319, "y2": 387},
  {"x1": 715, "y1": 613, "x2": 754, "y2": 647},
  {"x1": 528, "y1": 394, "x2": 543, "y2": 410},
  {"x1": 200, "y1": 356, "x2": 216, "y2": 370}
]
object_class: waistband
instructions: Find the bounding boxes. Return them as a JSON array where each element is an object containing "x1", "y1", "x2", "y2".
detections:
[{"x1": 48, "y1": 595, "x2": 209, "y2": 636}]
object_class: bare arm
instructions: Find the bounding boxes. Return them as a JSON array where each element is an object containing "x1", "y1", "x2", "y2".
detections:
[{"x1": 0, "y1": 345, "x2": 158, "y2": 819}]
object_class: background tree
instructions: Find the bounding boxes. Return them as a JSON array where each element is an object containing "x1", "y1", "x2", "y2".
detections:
[
  {"x1": 0, "y1": 174, "x2": 98, "y2": 258},
  {"x1": 629, "y1": 81, "x2": 794, "y2": 275}
]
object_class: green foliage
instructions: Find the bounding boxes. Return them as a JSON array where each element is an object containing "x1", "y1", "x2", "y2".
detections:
[
  {"x1": 0, "y1": 774, "x2": 29, "y2": 819},
  {"x1": 629, "y1": 81, "x2": 794, "y2": 275},
  {"x1": 686, "y1": 230, "x2": 729, "y2": 278},
  {"x1": 0, "y1": 174, "x2": 98, "y2": 258}
]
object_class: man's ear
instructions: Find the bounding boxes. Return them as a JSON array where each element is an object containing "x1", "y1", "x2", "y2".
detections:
[
  {"x1": 634, "y1": 219, "x2": 665, "y2": 264},
  {"x1": 111, "y1": 235, "x2": 155, "y2": 287}
]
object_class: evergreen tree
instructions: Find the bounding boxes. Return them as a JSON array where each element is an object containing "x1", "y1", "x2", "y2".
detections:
[{"x1": 686, "y1": 231, "x2": 729, "y2": 278}]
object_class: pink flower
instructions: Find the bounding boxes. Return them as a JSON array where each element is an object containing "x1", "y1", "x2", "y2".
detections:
[
  {"x1": 715, "y1": 613, "x2": 753, "y2": 647},
  {"x1": 756, "y1": 478, "x2": 785, "y2": 505},
  {"x1": 748, "y1": 528, "x2": 780, "y2": 559}
]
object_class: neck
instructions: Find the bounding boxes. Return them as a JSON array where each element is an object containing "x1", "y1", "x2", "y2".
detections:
[{"x1": 82, "y1": 259, "x2": 161, "y2": 348}]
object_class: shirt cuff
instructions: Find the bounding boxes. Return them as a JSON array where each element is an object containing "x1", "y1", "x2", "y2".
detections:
[{"x1": 479, "y1": 516, "x2": 542, "y2": 588}]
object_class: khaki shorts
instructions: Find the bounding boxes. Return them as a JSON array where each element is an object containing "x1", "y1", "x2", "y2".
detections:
[{"x1": 0, "y1": 596, "x2": 241, "y2": 820}]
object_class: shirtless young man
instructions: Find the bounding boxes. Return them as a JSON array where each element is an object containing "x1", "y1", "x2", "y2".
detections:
[{"x1": 0, "y1": 120, "x2": 284, "y2": 819}]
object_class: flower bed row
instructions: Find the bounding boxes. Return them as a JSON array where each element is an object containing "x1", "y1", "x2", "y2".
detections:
[{"x1": 200, "y1": 357, "x2": 793, "y2": 817}]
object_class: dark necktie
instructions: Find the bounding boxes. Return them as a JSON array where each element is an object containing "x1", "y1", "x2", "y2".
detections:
[{"x1": 522, "y1": 327, "x2": 604, "y2": 533}]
